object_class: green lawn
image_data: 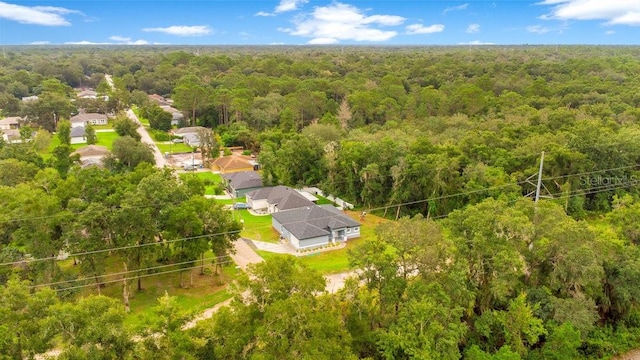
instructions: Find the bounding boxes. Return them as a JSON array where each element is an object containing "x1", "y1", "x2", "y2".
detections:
[
  {"x1": 238, "y1": 210, "x2": 280, "y2": 243},
  {"x1": 180, "y1": 172, "x2": 223, "y2": 195},
  {"x1": 41, "y1": 130, "x2": 120, "y2": 159},
  {"x1": 315, "y1": 194, "x2": 336, "y2": 205},
  {"x1": 157, "y1": 142, "x2": 195, "y2": 154},
  {"x1": 132, "y1": 107, "x2": 150, "y2": 126}
]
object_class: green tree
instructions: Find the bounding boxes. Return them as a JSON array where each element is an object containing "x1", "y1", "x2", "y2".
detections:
[
  {"x1": 84, "y1": 123, "x2": 97, "y2": 145},
  {"x1": 106, "y1": 136, "x2": 154, "y2": 170},
  {"x1": 113, "y1": 114, "x2": 141, "y2": 141},
  {"x1": 56, "y1": 119, "x2": 71, "y2": 146},
  {"x1": 32, "y1": 129, "x2": 52, "y2": 152}
]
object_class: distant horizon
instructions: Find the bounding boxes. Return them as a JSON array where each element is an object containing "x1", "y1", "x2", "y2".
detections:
[{"x1": 1, "y1": 0, "x2": 639, "y2": 46}]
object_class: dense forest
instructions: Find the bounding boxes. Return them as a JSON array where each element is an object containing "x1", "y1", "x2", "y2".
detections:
[{"x1": 1, "y1": 46, "x2": 640, "y2": 359}]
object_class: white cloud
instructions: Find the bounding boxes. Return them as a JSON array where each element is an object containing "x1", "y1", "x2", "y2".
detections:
[
  {"x1": 65, "y1": 41, "x2": 111, "y2": 45},
  {"x1": 143, "y1": 25, "x2": 212, "y2": 36},
  {"x1": 459, "y1": 40, "x2": 495, "y2": 45},
  {"x1": 276, "y1": 0, "x2": 308, "y2": 13},
  {"x1": 283, "y1": 2, "x2": 405, "y2": 44},
  {"x1": 406, "y1": 23, "x2": 445, "y2": 35},
  {"x1": 0, "y1": 1, "x2": 80, "y2": 26},
  {"x1": 109, "y1": 36, "x2": 150, "y2": 45},
  {"x1": 606, "y1": 30, "x2": 616, "y2": 35},
  {"x1": 255, "y1": 11, "x2": 274, "y2": 16},
  {"x1": 466, "y1": 23, "x2": 480, "y2": 33},
  {"x1": 527, "y1": 25, "x2": 551, "y2": 34},
  {"x1": 30, "y1": 41, "x2": 50, "y2": 45},
  {"x1": 109, "y1": 36, "x2": 131, "y2": 42},
  {"x1": 443, "y1": 3, "x2": 469, "y2": 14},
  {"x1": 539, "y1": 0, "x2": 640, "y2": 26}
]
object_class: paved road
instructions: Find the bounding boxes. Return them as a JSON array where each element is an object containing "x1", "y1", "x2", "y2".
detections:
[{"x1": 126, "y1": 109, "x2": 166, "y2": 168}]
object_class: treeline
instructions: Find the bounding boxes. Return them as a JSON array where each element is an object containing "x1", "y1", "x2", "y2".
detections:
[{"x1": 3, "y1": 46, "x2": 639, "y2": 218}]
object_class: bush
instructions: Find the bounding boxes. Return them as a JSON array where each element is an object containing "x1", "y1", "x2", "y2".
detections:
[
  {"x1": 150, "y1": 129, "x2": 172, "y2": 141},
  {"x1": 242, "y1": 150, "x2": 252, "y2": 156}
]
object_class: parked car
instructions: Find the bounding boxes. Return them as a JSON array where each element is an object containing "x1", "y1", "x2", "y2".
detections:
[
  {"x1": 232, "y1": 202, "x2": 250, "y2": 210},
  {"x1": 172, "y1": 138, "x2": 184, "y2": 143}
]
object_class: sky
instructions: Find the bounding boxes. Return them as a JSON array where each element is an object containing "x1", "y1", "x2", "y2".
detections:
[{"x1": 0, "y1": 0, "x2": 639, "y2": 45}]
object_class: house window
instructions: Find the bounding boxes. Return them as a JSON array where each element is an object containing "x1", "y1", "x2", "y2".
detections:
[
  {"x1": 346, "y1": 228, "x2": 351, "y2": 233},
  {"x1": 354, "y1": 227, "x2": 359, "y2": 232}
]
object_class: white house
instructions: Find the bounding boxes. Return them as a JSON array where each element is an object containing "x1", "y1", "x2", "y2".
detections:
[
  {"x1": 272, "y1": 205, "x2": 361, "y2": 251},
  {"x1": 70, "y1": 113, "x2": 108, "y2": 128},
  {"x1": 246, "y1": 186, "x2": 315, "y2": 214},
  {"x1": 70, "y1": 126, "x2": 87, "y2": 144},
  {"x1": 0, "y1": 116, "x2": 21, "y2": 131}
]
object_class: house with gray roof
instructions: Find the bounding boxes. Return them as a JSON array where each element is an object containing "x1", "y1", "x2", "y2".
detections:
[
  {"x1": 70, "y1": 126, "x2": 87, "y2": 144},
  {"x1": 272, "y1": 204, "x2": 361, "y2": 250},
  {"x1": 246, "y1": 186, "x2": 315, "y2": 214},
  {"x1": 221, "y1": 171, "x2": 263, "y2": 198}
]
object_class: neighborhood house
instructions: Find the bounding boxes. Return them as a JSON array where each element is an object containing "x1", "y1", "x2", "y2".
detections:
[
  {"x1": 70, "y1": 113, "x2": 108, "y2": 127},
  {"x1": 70, "y1": 126, "x2": 87, "y2": 144},
  {"x1": 172, "y1": 126, "x2": 208, "y2": 147},
  {"x1": 246, "y1": 186, "x2": 315, "y2": 214},
  {"x1": 212, "y1": 154, "x2": 259, "y2": 174},
  {"x1": 272, "y1": 205, "x2": 361, "y2": 250},
  {"x1": 221, "y1": 171, "x2": 263, "y2": 198},
  {"x1": 71, "y1": 145, "x2": 110, "y2": 167},
  {"x1": 0, "y1": 116, "x2": 21, "y2": 130}
]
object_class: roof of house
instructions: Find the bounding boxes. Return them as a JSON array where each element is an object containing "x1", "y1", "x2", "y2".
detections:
[
  {"x1": 212, "y1": 155, "x2": 254, "y2": 172},
  {"x1": 172, "y1": 126, "x2": 208, "y2": 136},
  {"x1": 77, "y1": 89, "x2": 97, "y2": 98},
  {"x1": 70, "y1": 113, "x2": 108, "y2": 123},
  {"x1": 0, "y1": 116, "x2": 21, "y2": 125},
  {"x1": 70, "y1": 126, "x2": 86, "y2": 137},
  {"x1": 247, "y1": 185, "x2": 315, "y2": 211},
  {"x1": 1, "y1": 129, "x2": 20, "y2": 139},
  {"x1": 273, "y1": 204, "x2": 360, "y2": 240},
  {"x1": 71, "y1": 145, "x2": 110, "y2": 157},
  {"x1": 221, "y1": 171, "x2": 263, "y2": 190}
]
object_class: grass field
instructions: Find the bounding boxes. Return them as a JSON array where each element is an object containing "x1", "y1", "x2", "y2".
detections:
[
  {"x1": 238, "y1": 210, "x2": 280, "y2": 243},
  {"x1": 41, "y1": 130, "x2": 120, "y2": 160},
  {"x1": 180, "y1": 171, "x2": 223, "y2": 195},
  {"x1": 157, "y1": 142, "x2": 195, "y2": 154}
]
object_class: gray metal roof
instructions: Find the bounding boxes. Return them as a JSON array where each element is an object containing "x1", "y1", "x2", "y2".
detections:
[
  {"x1": 247, "y1": 186, "x2": 314, "y2": 211},
  {"x1": 273, "y1": 204, "x2": 360, "y2": 240},
  {"x1": 221, "y1": 171, "x2": 263, "y2": 190},
  {"x1": 70, "y1": 126, "x2": 86, "y2": 137}
]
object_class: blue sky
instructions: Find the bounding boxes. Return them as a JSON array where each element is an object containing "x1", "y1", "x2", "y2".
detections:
[{"x1": 0, "y1": 0, "x2": 639, "y2": 45}]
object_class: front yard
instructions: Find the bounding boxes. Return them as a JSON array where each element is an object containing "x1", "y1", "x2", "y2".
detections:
[{"x1": 237, "y1": 209, "x2": 280, "y2": 243}]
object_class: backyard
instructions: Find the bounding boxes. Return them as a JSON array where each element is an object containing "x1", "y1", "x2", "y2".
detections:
[
  {"x1": 237, "y1": 209, "x2": 280, "y2": 243},
  {"x1": 179, "y1": 171, "x2": 223, "y2": 196}
]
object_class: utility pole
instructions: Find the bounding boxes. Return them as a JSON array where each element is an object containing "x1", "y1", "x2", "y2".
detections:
[
  {"x1": 525, "y1": 151, "x2": 551, "y2": 203},
  {"x1": 535, "y1": 151, "x2": 545, "y2": 203}
]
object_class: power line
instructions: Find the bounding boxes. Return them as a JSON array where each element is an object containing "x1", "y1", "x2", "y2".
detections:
[
  {"x1": 42, "y1": 259, "x2": 237, "y2": 293},
  {"x1": 30, "y1": 254, "x2": 231, "y2": 289},
  {"x1": 3, "y1": 163, "x2": 639, "y2": 267},
  {"x1": 0, "y1": 230, "x2": 241, "y2": 267}
]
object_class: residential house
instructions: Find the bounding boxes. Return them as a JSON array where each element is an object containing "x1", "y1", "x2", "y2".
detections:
[
  {"x1": 70, "y1": 113, "x2": 108, "y2": 128},
  {"x1": 159, "y1": 105, "x2": 184, "y2": 126},
  {"x1": 272, "y1": 204, "x2": 361, "y2": 250},
  {"x1": 0, "y1": 129, "x2": 21, "y2": 143},
  {"x1": 0, "y1": 116, "x2": 21, "y2": 130},
  {"x1": 71, "y1": 145, "x2": 110, "y2": 167},
  {"x1": 70, "y1": 126, "x2": 87, "y2": 144},
  {"x1": 149, "y1": 94, "x2": 169, "y2": 106},
  {"x1": 221, "y1": 171, "x2": 263, "y2": 198},
  {"x1": 212, "y1": 155, "x2": 258, "y2": 174},
  {"x1": 246, "y1": 186, "x2": 315, "y2": 214},
  {"x1": 21, "y1": 95, "x2": 38, "y2": 103},
  {"x1": 172, "y1": 126, "x2": 209, "y2": 147},
  {"x1": 77, "y1": 89, "x2": 98, "y2": 99}
]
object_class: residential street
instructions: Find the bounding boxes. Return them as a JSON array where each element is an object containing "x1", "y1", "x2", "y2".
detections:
[{"x1": 126, "y1": 109, "x2": 166, "y2": 168}]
